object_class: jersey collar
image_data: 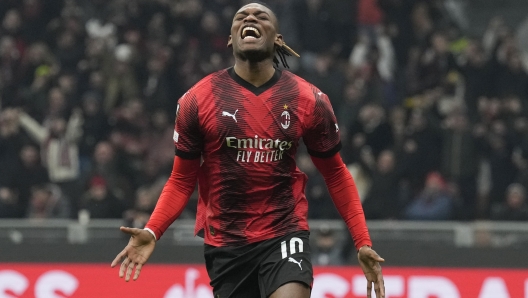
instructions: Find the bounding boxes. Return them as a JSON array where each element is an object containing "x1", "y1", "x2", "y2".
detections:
[{"x1": 227, "y1": 67, "x2": 282, "y2": 96}]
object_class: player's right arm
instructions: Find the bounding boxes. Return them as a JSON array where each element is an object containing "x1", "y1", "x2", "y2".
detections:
[{"x1": 111, "y1": 91, "x2": 203, "y2": 281}]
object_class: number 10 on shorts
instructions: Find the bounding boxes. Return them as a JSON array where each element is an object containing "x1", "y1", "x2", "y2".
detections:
[{"x1": 281, "y1": 237, "x2": 304, "y2": 259}]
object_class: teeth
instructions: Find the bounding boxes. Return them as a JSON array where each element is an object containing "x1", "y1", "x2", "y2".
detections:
[{"x1": 242, "y1": 27, "x2": 261, "y2": 39}]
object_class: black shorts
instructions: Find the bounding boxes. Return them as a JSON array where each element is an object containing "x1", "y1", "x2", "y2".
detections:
[{"x1": 204, "y1": 230, "x2": 313, "y2": 298}]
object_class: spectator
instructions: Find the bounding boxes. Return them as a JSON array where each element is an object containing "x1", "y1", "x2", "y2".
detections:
[
  {"x1": 294, "y1": 0, "x2": 334, "y2": 66},
  {"x1": 336, "y1": 82, "x2": 366, "y2": 142},
  {"x1": 134, "y1": 158, "x2": 168, "y2": 201},
  {"x1": 79, "y1": 175, "x2": 125, "y2": 219},
  {"x1": 197, "y1": 11, "x2": 228, "y2": 63},
  {"x1": 378, "y1": 0, "x2": 415, "y2": 68},
  {"x1": 10, "y1": 144, "x2": 49, "y2": 216},
  {"x1": 416, "y1": 32, "x2": 458, "y2": 92},
  {"x1": 357, "y1": 0, "x2": 384, "y2": 41},
  {"x1": 440, "y1": 110, "x2": 479, "y2": 219},
  {"x1": 0, "y1": 108, "x2": 32, "y2": 184},
  {"x1": 109, "y1": 99, "x2": 149, "y2": 186},
  {"x1": 388, "y1": 106, "x2": 406, "y2": 149},
  {"x1": 26, "y1": 184, "x2": 70, "y2": 219},
  {"x1": 144, "y1": 110, "x2": 176, "y2": 172},
  {"x1": 348, "y1": 103, "x2": 394, "y2": 159},
  {"x1": 109, "y1": 99, "x2": 149, "y2": 153},
  {"x1": 123, "y1": 186, "x2": 158, "y2": 229},
  {"x1": 78, "y1": 39, "x2": 111, "y2": 94},
  {"x1": 484, "y1": 130, "x2": 517, "y2": 208},
  {"x1": 86, "y1": 141, "x2": 132, "y2": 202},
  {"x1": 40, "y1": 87, "x2": 70, "y2": 124},
  {"x1": 1, "y1": 9, "x2": 23, "y2": 46},
  {"x1": 57, "y1": 72, "x2": 81, "y2": 108},
  {"x1": 78, "y1": 91, "x2": 109, "y2": 171},
  {"x1": 349, "y1": 26, "x2": 396, "y2": 106},
  {"x1": 0, "y1": 186, "x2": 19, "y2": 218},
  {"x1": 401, "y1": 109, "x2": 442, "y2": 189},
  {"x1": 410, "y1": 2, "x2": 434, "y2": 47},
  {"x1": 514, "y1": 145, "x2": 528, "y2": 194},
  {"x1": 495, "y1": 51, "x2": 528, "y2": 99},
  {"x1": 142, "y1": 56, "x2": 172, "y2": 113},
  {"x1": 404, "y1": 171, "x2": 455, "y2": 220},
  {"x1": 302, "y1": 53, "x2": 346, "y2": 109},
  {"x1": 54, "y1": 31, "x2": 84, "y2": 73},
  {"x1": 0, "y1": 36, "x2": 21, "y2": 106},
  {"x1": 362, "y1": 149, "x2": 402, "y2": 219},
  {"x1": 311, "y1": 225, "x2": 346, "y2": 266},
  {"x1": 18, "y1": 42, "x2": 58, "y2": 94},
  {"x1": 491, "y1": 183, "x2": 528, "y2": 221},
  {"x1": 459, "y1": 41, "x2": 491, "y2": 121},
  {"x1": 17, "y1": 108, "x2": 83, "y2": 207},
  {"x1": 103, "y1": 44, "x2": 140, "y2": 113}
]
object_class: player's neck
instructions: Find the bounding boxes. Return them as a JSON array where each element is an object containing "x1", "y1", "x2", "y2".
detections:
[{"x1": 233, "y1": 60, "x2": 276, "y2": 88}]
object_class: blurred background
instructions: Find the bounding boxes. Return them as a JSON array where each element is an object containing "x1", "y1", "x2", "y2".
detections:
[{"x1": 1, "y1": 0, "x2": 528, "y2": 296}]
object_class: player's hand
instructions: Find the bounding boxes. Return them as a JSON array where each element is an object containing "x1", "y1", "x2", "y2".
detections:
[
  {"x1": 111, "y1": 226, "x2": 156, "y2": 282},
  {"x1": 358, "y1": 245, "x2": 385, "y2": 298}
]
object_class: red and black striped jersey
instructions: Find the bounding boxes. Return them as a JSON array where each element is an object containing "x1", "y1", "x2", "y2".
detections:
[{"x1": 174, "y1": 67, "x2": 341, "y2": 247}]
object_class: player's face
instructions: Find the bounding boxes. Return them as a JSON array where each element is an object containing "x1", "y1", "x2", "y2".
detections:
[{"x1": 228, "y1": 4, "x2": 283, "y2": 62}]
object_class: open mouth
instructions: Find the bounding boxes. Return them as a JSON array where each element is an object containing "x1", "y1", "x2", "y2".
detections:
[{"x1": 241, "y1": 26, "x2": 261, "y2": 40}]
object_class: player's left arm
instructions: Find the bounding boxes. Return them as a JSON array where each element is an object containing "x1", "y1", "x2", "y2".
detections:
[
  {"x1": 303, "y1": 88, "x2": 385, "y2": 298},
  {"x1": 311, "y1": 153, "x2": 385, "y2": 298}
]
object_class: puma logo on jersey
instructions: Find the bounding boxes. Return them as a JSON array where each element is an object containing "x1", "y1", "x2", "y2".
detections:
[
  {"x1": 222, "y1": 109, "x2": 238, "y2": 122},
  {"x1": 288, "y1": 257, "x2": 303, "y2": 270},
  {"x1": 173, "y1": 130, "x2": 179, "y2": 142}
]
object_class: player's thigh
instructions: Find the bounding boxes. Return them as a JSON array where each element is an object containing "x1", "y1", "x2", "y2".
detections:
[
  {"x1": 269, "y1": 282, "x2": 310, "y2": 298},
  {"x1": 258, "y1": 231, "x2": 313, "y2": 297},
  {"x1": 204, "y1": 244, "x2": 261, "y2": 298}
]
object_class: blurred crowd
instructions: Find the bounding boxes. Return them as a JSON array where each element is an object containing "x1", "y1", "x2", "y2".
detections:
[{"x1": 1, "y1": 0, "x2": 528, "y2": 227}]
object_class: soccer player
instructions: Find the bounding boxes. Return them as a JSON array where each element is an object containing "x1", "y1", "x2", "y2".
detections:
[{"x1": 111, "y1": 2, "x2": 385, "y2": 297}]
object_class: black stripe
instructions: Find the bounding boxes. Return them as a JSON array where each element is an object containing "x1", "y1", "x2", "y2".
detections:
[
  {"x1": 307, "y1": 142, "x2": 342, "y2": 158},
  {"x1": 227, "y1": 67, "x2": 281, "y2": 96},
  {"x1": 175, "y1": 148, "x2": 201, "y2": 159}
]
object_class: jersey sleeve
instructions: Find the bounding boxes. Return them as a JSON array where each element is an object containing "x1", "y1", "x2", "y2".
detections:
[
  {"x1": 303, "y1": 89, "x2": 342, "y2": 158},
  {"x1": 174, "y1": 91, "x2": 203, "y2": 159}
]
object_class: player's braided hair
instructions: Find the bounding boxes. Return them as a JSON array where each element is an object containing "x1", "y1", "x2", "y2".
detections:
[
  {"x1": 274, "y1": 43, "x2": 300, "y2": 69},
  {"x1": 251, "y1": 1, "x2": 300, "y2": 68}
]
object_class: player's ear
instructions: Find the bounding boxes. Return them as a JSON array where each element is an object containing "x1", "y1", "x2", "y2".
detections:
[
  {"x1": 227, "y1": 35, "x2": 233, "y2": 47},
  {"x1": 274, "y1": 34, "x2": 283, "y2": 47}
]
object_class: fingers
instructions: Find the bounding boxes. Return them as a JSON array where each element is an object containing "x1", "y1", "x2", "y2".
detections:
[
  {"x1": 367, "y1": 281, "x2": 372, "y2": 298},
  {"x1": 369, "y1": 250, "x2": 385, "y2": 263},
  {"x1": 125, "y1": 259, "x2": 135, "y2": 282},
  {"x1": 377, "y1": 278, "x2": 386, "y2": 298},
  {"x1": 133, "y1": 263, "x2": 143, "y2": 281},
  {"x1": 373, "y1": 255, "x2": 385, "y2": 262},
  {"x1": 111, "y1": 250, "x2": 126, "y2": 268},
  {"x1": 120, "y1": 226, "x2": 139, "y2": 236},
  {"x1": 372, "y1": 254, "x2": 385, "y2": 263},
  {"x1": 370, "y1": 264, "x2": 385, "y2": 298},
  {"x1": 359, "y1": 247, "x2": 385, "y2": 264},
  {"x1": 377, "y1": 268, "x2": 385, "y2": 297},
  {"x1": 116, "y1": 254, "x2": 144, "y2": 281},
  {"x1": 374, "y1": 278, "x2": 384, "y2": 298},
  {"x1": 119, "y1": 257, "x2": 129, "y2": 278}
]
